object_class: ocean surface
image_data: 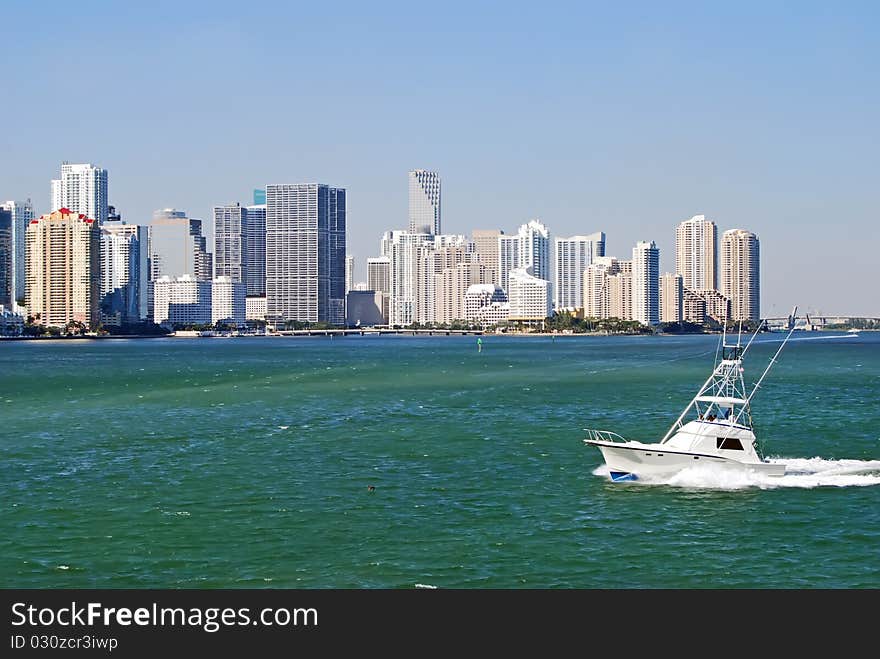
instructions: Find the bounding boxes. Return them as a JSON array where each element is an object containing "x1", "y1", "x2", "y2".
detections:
[{"x1": 1, "y1": 332, "x2": 878, "y2": 588}]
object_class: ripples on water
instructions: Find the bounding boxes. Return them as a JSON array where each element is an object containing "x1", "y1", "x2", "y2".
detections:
[{"x1": 1, "y1": 333, "x2": 878, "y2": 588}]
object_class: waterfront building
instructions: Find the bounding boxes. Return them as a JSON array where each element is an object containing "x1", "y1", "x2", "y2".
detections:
[
  {"x1": 695, "y1": 288, "x2": 731, "y2": 324},
  {"x1": 632, "y1": 240, "x2": 660, "y2": 325},
  {"x1": 682, "y1": 288, "x2": 708, "y2": 324},
  {"x1": 408, "y1": 170, "x2": 441, "y2": 235},
  {"x1": 0, "y1": 304, "x2": 24, "y2": 336},
  {"x1": 607, "y1": 269, "x2": 633, "y2": 320},
  {"x1": 721, "y1": 229, "x2": 760, "y2": 321},
  {"x1": 464, "y1": 283, "x2": 507, "y2": 320},
  {"x1": 367, "y1": 256, "x2": 390, "y2": 295},
  {"x1": 660, "y1": 272, "x2": 683, "y2": 323},
  {"x1": 265, "y1": 183, "x2": 346, "y2": 325},
  {"x1": 554, "y1": 232, "x2": 605, "y2": 311},
  {"x1": 675, "y1": 214, "x2": 717, "y2": 291},
  {"x1": 246, "y1": 296, "x2": 267, "y2": 322},
  {"x1": 0, "y1": 208, "x2": 11, "y2": 308},
  {"x1": 25, "y1": 209, "x2": 101, "y2": 329},
  {"x1": 1, "y1": 200, "x2": 34, "y2": 310},
  {"x1": 582, "y1": 256, "x2": 619, "y2": 318},
  {"x1": 244, "y1": 203, "x2": 266, "y2": 297},
  {"x1": 100, "y1": 223, "x2": 148, "y2": 325},
  {"x1": 433, "y1": 260, "x2": 494, "y2": 324},
  {"x1": 213, "y1": 203, "x2": 248, "y2": 284},
  {"x1": 211, "y1": 276, "x2": 246, "y2": 326},
  {"x1": 50, "y1": 162, "x2": 108, "y2": 224},
  {"x1": 507, "y1": 266, "x2": 551, "y2": 322},
  {"x1": 152, "y1": 275, "x2": 212, "y2": 326}
]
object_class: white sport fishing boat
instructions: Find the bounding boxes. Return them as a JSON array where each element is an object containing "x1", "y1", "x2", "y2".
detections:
[{"x1": 584, "y1": 313, "x2": 798, "y2": 482}]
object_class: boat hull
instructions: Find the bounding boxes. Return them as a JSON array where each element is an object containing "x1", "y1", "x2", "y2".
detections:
[{"x1": 587, "y1": 441, "x2": 785, "y2": 480}]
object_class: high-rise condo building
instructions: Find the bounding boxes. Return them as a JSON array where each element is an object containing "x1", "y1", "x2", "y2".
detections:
[
  {"x1": 675, "y1": 214, "x2": 717, "y2": 291},
  {"x1": 660, "y1": 272, "x2": 683, "y2": 323},
  {"x1": 101, "y1": 223, "x2": 148, "y2": 325},
  {"x1": 245, "y1": 203, "x2": 266, "y2": 297},
  {"x1": 213, "y1": 203, "x2": 248, "y2": 284},
  {"x1": 345, "y1": 255, "x2": 355, "y2": 294},
  {"x1": 50, "y1": 162, "x2": 109, "y2": 224},
  {"x1": 152, "y1": 275, "x2": 212, "y2": 326},
  {"x1": 583, "y1": 256, "x2": 619, "y2": 319},
  {"x1": 471, "y1": 229, "x2": 503, "y2": 285},
  {"x1": 149, "y1": 209, "x2": 213, "y2": 281},
  {"x1": 26, "y1": 209, "x2": 101, "y2": 329},
  {"x1": 554, "y1": 232, "x2": 605, "y2": 311},
  {"x1": 721, "y1": 229, "x2": 760, "y2": 321},
  {"x1": 508, "y1": 266, "x2": 551, "y2": 322},
  {"x1": 632, "y1": 240, "x2": 660, "y2": 325},
  {"x1": 367, "y1": 256, "x2": 390, "y2": 296},
  {"x1": 1, "y1": 200, "x2": 34, "y2": 310},
  {"x1": 499, "y1": 220, "x2": 551, "y2": 294},
  {"x1": 212, "y1": 276, "x2": 246, "y2": 326},
  {"x1": 0, "y1": 208, "x2": 11, "y2": 308},
  {"x1": 265, "y1": 184, "x2": 346, "y2": 325},
  {"x1": 408, "y1": 170, "x2": 441, "y2": 235}
]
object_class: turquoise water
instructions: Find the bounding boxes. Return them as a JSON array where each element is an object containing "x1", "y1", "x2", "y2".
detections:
[{"x1": 1, "y1": 333, "x2": 878, "y2": 588}]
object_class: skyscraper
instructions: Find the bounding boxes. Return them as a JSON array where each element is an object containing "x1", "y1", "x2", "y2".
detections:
[
  {"x1": 0, "y1": 208, "x2": 11, "y2": 308},
  {"x1": 1, "y1": 200, "x2": 34, "y2": 309},
  {"x1": 508, "y1": 266, "x2": 551, "y2": 322},
  {"x1": 408, "y1": 170, "x2": 441, "y2": 235},
  {"x1": 265, "y1": 183, "x2": 346, "y2": 325},
  {"x1": 367, "y1": 256, "x2": 390, "y2": 295},
  {"x1": 660, "y1": 272, "x2": 683, "y2": 323},
  {"x1": 499, "y1": 220, "x2": 550, "y2": 294},
  {"x1": 554, "y1": 232, "x2": 605, "y2": 310},
  {"x1": 721, "y1": 229, "x2": 760, "y2": 321},
  {"x1": 675, "y1": 214, "x2": 717, "y2": 291},
  {"x1": 631, "y1": 240, "x2": 660, "y2": 325},
  {"x1": 26, "y1": 209, "x2": 101, "y2": 329},
  {"x1": 149, "y1": 209, "x2": 213, "y2": 281},
  {"x1": 245, "y1": 203, "x2": 266, "y2": 297},
  {"x1": 213, "y1": 203, "x2": 248, "y2": 284},
  {"x1": 101, "y1": 223, "x2": 148, "y2": 325},
  {"x1": 471, "y1": 229, "x2": 503, "y2": 285},
  {"x1": 345, "y1": 255, "x2": 355, "y2": 295},
  {"x1": 50, "y1": 162, "x2": 109, "y2": 224}
]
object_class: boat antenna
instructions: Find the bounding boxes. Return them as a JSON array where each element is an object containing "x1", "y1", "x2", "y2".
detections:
[{"x1": 725, "y1": 307, "x2": 798, "y2": 434}]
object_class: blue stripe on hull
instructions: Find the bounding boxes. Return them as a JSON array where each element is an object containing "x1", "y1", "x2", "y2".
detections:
[{"x1": 609, "y1": 471, "x2": 638, "y2": 482}]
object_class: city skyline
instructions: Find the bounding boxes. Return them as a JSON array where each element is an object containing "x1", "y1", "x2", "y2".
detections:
[{"x1": 2, "y1": 3, "x2": 878, "y2": 316}]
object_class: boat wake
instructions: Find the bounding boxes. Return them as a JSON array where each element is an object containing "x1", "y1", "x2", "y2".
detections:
[{"x1": 593, "y1": 457, "x2": 880, "y2": 490}]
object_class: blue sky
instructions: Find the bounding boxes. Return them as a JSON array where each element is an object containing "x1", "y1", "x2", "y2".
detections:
[{"x1": 2, "y1": 1, "x2": 878, "y2": 315}]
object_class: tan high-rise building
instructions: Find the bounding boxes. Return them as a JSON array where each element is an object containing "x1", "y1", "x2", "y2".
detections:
[
  {"x1": 721, "y1": 229, "x2": 760, "y2": 321},
  {"x1": 607, "y1": 270, "x2": 632, "y2": 320},
  {"x1": 583, "y1": 256, "x2": 618, "y2": 318},
  {"x1": 472, "y1": 229, "x2": 503, "y2": 286},
  {"x1": 660, "y1": 272, "x2": 683, "y2": 323},
  {"x1": 26, "y1": 208, "x2": 101, "y2": 329},
  {"x1": 675, "y1": 214, "x2": 717, "y2": 291}
]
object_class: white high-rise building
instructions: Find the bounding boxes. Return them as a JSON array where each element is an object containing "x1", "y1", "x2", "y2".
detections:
[
  {"x1": 152, "y1": 275, "x2": 212, "y2": 326},
  {"x1": 212, "y1": 276, "x2": 246, "y2": 326},
  {"x1": 0, "y1": 200, "x2": 33, "y2": 311},
  {"x1": 345, "y1": 255, "x2": 355, "y2": 294},
  {"x1": 408, "y1": 170, "x2": 441, "y2": 235},
  {"x1": 50, "y1": 162, "x2": 109, "y2": 224},
  {"x1": 101, "y1": 223, "x2": 148, "y2": 324},
  {"x1": 265, "y1": 184, "x2": 346, "y2": 325},
  {"x1": 632, "y1": 240, "x2": 660, "y2": 325},
  {"x1": 386, "y1": 231, "x2": 429, "y2": 326},
  {"x1": 367, "y1": 257, "x2": 390, "y2": 295},
  {"x1": 508, "y1": 266, "x2": 551, "y2": 322},
  {"x1": 675, "y1": 214, "x2": 717, "y2": 291},
  {"x1": 721, "y1": 229, "x2": 760, "y2": 321},
  {"x1": 660, "y1": 272, "x2": 683, "y2": 323},
  {"x1": 498, "y1": 220, "x2": 550, "y2": 294},
  {"x1": 213, "y1": 203, "x2": 248, "y2": 284},
  {"x1": 554, "y1": 232, "x2": 605, "y2": 310}
]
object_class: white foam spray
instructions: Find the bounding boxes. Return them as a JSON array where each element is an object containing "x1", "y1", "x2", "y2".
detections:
[{"x1": 592, "y1": 458, "x2": 880, "y2": 490}]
